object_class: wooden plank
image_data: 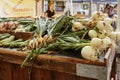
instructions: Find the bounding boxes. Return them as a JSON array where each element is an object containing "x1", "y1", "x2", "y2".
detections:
[
  {"x1": 111, "y1": 54, "x2": 117, "y2": 80},
  {"x1": 0, "y1": 61, "x2": 12, "y2": 80},
  {"x1": 12, "y1": 64, "x2": 29, "y2": 80},
  {"x1": 0, "y1": 48, "x2": 106, "y2": 66},
  {"x1": 31, "y1": 68, "x2": 53, "y2": 80},
  {"x1": 104, "y1": 48, "x2": 116, "y2": 80},
  {"x1": 54, "y1": 71, "x2": 97, "y2": 80},
  {"x1": 116, "y1": 57, "x2": 120, "y2": 80}
]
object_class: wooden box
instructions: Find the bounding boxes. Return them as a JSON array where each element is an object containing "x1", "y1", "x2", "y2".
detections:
[
  {"x1": 0, "y1": 47, "x2": 116, "y2": 80},
  {"x1": 0, "y1": 31, "x2": 116, "y2": 80},
  {"x1": 0, "y1": 30, "x2": 34, "y2": 40}
]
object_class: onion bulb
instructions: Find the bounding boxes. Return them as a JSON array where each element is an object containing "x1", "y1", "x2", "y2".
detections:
[
  {"x1": 102, "y1": 37, "x2": 112, "y2": 48},
  {"x1": 104, "y1": 18, "x2": 114, "y2": 25},
  {"x1": 91, "y1": 11, "x2": 103, "y2": 21},
  {"x1": 88, "y1": 20, "x2": 97, "y2": 28},
  {"x1": 72, "y1": 22, "x2": 84, "y2": 30},
  {"x1": 43, "y1": 35, "x2": 53, "y2": 42},
  {"x1": 96, "y1": 21, "x2": 105, "y2": 31},
  {"x1": 88, "y1": 30, "x2": 97, "y2": 38},
  {"x1": 104, "y1": 23, "x2": 114, "y2": 33},
  {"x1": 27, "y1": 40, "x2": 38, "y2": 49},
  {"x1": 81, "y1": 46, "x2": 98, "y2": 61},
  {"x1": 108, "y1": 32, "x2": 116, "y2": 40},
  {"x1": 97, "y1": 31, "x2": 106, "y2": 39},
  {"x1": 37, "y1": 37, "x2": 43, "y2": 45},
  {"x1": 91, "y1": 38, "x2": 102, "y2": 47}
]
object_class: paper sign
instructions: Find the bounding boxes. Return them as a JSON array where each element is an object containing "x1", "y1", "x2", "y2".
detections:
[{"x1": 0, "y1": 0, "x2": 36, "y2": 17}]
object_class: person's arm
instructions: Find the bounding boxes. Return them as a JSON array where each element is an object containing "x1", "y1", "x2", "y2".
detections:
[{"x1": 45, "y1": 12, "x2": 48, "y2": 17}]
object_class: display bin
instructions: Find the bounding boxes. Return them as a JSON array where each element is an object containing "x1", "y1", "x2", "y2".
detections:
[
  {"x1": 0, "y1": 31, "x2": 116, "y2": 80},
  {"x1": 0, "y1": 47, "x2": 116, "y2": 80}
]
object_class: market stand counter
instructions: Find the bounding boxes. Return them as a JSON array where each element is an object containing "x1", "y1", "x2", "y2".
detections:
[{"x1": 0, "y1": 46, "x2": 116, "y2": 80}]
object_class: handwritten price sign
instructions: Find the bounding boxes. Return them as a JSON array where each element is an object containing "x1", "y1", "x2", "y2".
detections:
[{"x1": 0, "y1": 0, "x2": 36, "y2": 17}]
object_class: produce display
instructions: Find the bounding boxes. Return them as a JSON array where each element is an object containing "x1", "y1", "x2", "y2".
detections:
[
  {"x1": 0, "y1": 18, "x2": 36, "y2": 32},
  {"x1": 0, "y1": 11, "x2": 117, "y2": 67},
  {"x1": 0, "y1": 33, "x2": 29, "y2": 48},
  {"x1": 20, "y1": 11, "x2": 116, "y2": 67}
]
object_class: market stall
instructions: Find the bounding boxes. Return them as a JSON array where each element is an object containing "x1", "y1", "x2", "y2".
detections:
[{"x1": 0, "y1": 0, "x2": 118, "y2": 80}]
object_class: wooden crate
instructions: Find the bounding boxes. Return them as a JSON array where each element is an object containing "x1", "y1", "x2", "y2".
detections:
[
  {"x1": 0, "y1": 47, "x2": 116, "y2": 80},
  {"x1": 0, "y1": 31, "x2": 116, "y2": 80},
  {"x1": 0, "y1": 30, "x2": 34, "y2": 40}
]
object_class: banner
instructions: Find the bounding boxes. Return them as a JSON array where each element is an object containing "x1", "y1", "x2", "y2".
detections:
[{"x1": 0, "y1": 0, "x2": 36, "y2": 17}]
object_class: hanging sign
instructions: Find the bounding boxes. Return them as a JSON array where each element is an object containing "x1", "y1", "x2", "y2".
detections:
[{"x1": 0, "y1": 0, "x2": 36, "y2": 17}]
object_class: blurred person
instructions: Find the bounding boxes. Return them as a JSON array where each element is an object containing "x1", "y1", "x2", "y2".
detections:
[
  {"x1": 103, "y1": 4, "x2": 110, "y2": 14},
  {"x1": 111, "y1": 4, "x2": 118, "y2": 31},
  {"x1": 113, "y1": 4, "x2": 117, "y2": 17},
  {"x1": 109, "y1": 5, "x2": 114, "y2": 18},
  {"x1": 45, "y1": 3, "x2": 55, "y2": 18},
  {"x1": 103, "y1": 4, "x2": 113, "y2": 17}
]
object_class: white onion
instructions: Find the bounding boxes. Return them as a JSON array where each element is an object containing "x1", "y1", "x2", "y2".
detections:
[
  {"x1": 88, "y1": 30, "x2": 97, "y2": 38},
  {"x1": 91, "y1": 38, "x2": 102, "y2": 47},
  {"x1": 98, "y1": 30, "x2": 107, "y2": 39},
  {"x1": 102, "y1": 37, "x2": 111, "y2": 48},
  {"x1": 91, "y1": 11, "x2": 103, "y2": 21},
  {"x1": 96, "y1": 21, "x2": 105, "y2": 31},
  {"x1": 104, "y1": 23, "x2": 114, "y2": 33},
  {"x1": 104, "y1": 18, "x2": 114, "y2": 25},
  {"x1": 108, "y1": 32, "x2": 116, "y2": 40},
  {"x1": 81, "y1": 46, "x2": 98, "y2": 61},
  {"x1": 91, "y1": 11, "x2": 100, "y2": 20},
  {"x1": 72, "y1": 22, "x2": 84, "y2": 30}
]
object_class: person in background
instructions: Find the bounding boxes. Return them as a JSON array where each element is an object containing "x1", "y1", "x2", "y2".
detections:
[
  {"x1": 103, "y1": 4, "x2": 110, "y2": 14},
  {"x1": 103, "y1": 4, "x2": 113, "y2": 18},
  {"x1": 45, "y1": 3, "x2": 55, "y2": 18},
  {"x1": 111, "y1": 4, "x2": 118, "y2": 31},
  {"x1": 113, "y1": 4, "x2": 117, "y2": 17}
]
